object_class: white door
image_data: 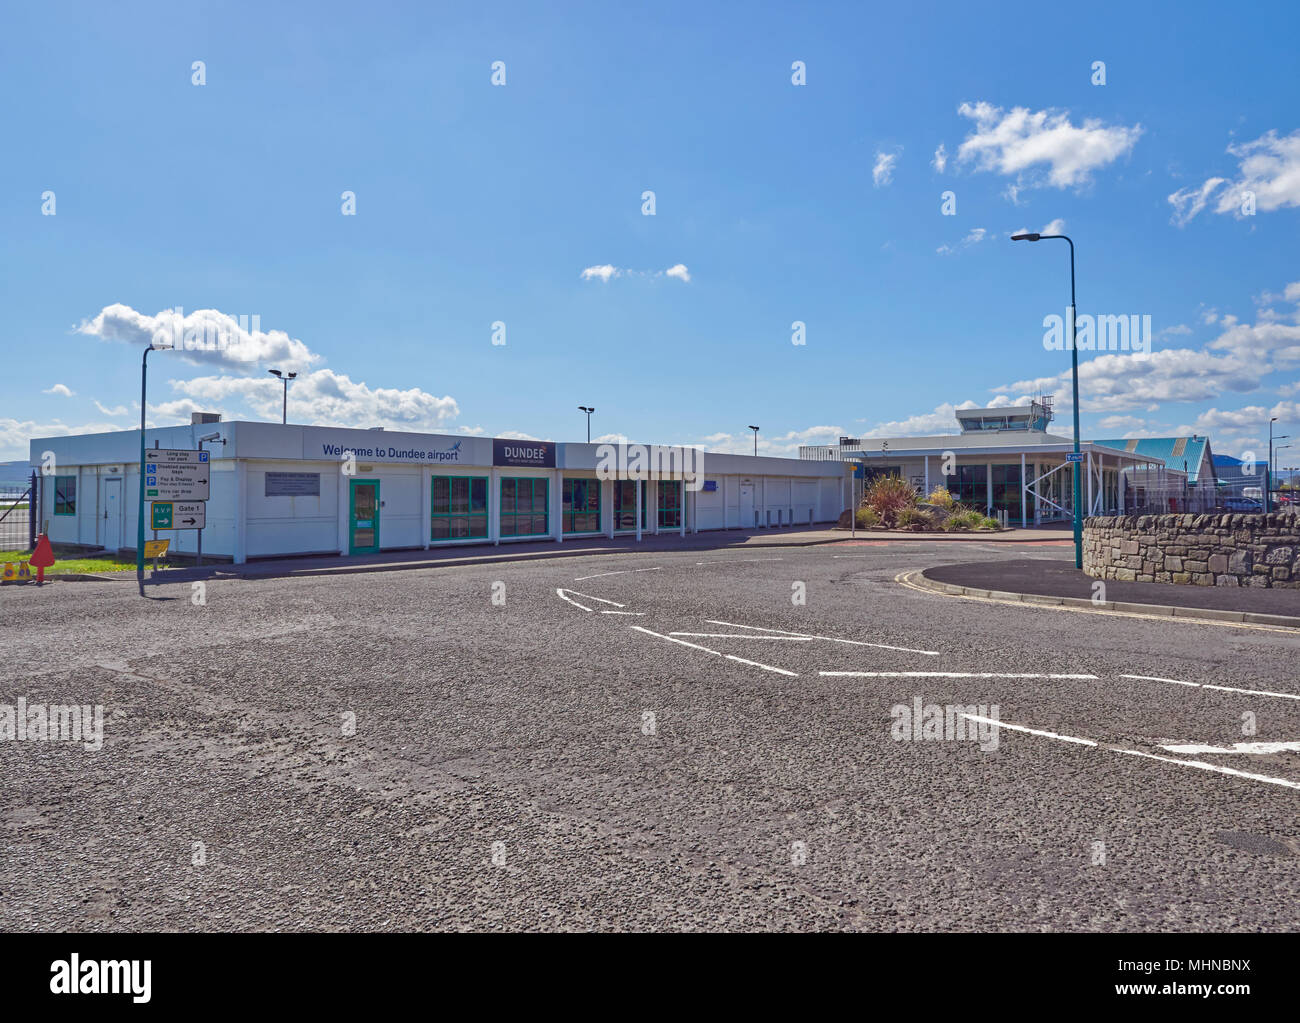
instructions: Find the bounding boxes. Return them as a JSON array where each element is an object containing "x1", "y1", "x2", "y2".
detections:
[
  {"x1": 739, "y1": 483, "x2": 754, "y2": 528},
  {"x1": 102, "y1": 479, "x2": 123, "y2": 550}
]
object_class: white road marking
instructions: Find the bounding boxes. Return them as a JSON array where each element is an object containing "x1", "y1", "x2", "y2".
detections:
[
  {"x1": 1113, "y1": 748, "x2": 1300, "y2": 791},
  {"x1": 669, "y1": 633, "x2": 813, "y2": 641},
  {"x1": 693, "y1": 558, "x2": 785, "y2": 565},
  {"x1": 1120, "y1": 674, "x2": 1300, "y2": 701},
  {"x1": 630, "y1": 626, "x2": 798, "y2": 676},
  {"x1": 706, "y1": 619, "x2": 940, "y2": 656},
  {"x1": 574, "y1": 567, "x2": 662, "y2": 581},
  {"x1": 1160, "y1": 740, "x2": 1300, "y2": 755},
  {"x1": 957, "y1": 713, "x2": 1098, "y2": 747},
  {"x1": 555, "y1": 588, "x2": 631, "y2": 612},
  {"x1": 601, "y1": 610, "x2": 645, "y2": 615},
  {"x1": 960, "y1": 712, "x2": 1300, "y2": 792},
  {"x1": 822, "y1": 671, "x2": 1098, "y2": 679}
]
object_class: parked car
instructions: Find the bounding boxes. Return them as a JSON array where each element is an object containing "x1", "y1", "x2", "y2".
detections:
[{"x1": 1218, "y1": 496, "x2": 1264, "y2": 513}]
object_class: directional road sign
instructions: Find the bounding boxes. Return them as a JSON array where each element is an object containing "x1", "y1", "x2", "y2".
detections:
[
  {"x1": 151, "y1": 501, "x2": 206, "y2": 530},
  {"x1": 144, "y1": 448, "x2": 210, "y2": 500}
]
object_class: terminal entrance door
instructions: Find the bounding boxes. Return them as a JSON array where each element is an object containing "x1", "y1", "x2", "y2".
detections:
[
  {"x1": 349, "y1": 479, "x2": 380, "y2": 554},
  {"x1": 738, "y1": 482, "x2": 754, "y2": 528},
  {"x1": 102, "y1": 478, "x2": 123, "y2": 550}
]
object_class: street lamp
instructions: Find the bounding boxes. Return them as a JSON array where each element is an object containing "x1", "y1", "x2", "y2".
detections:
[
  {"x1": 137, "y1": 336, "x2": 175, "y2": 594},
  {"x1": 748, "y1": 425, "x2": 760, "y2": 457},
  {"x1": 1012, "y1": 230, "x2": 1084, "y2": 569},
  {"x1": 578, "y1": 406, "x2": 595, "y2": 443},
  {"x1": 268, "y1": 369, "x2": 297, "y2": 425},
  {"x1": 1267, "y1": 417, "x2": 1280, "y2": 512}
]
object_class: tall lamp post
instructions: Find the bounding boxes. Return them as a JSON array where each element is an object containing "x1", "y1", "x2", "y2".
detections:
[
  {"x1": 748, "y1": 425, "x2": 760, "y2": 457},
  {"x1": 137, "y1": 338, "x2": 175, "y2": 594},
  {"x1": 1012, "y1": 231, "x2": 1083, "y2": 569},
  {"x1": 1268, "y1": 420, "x2": 1288, "y2": 512},
  {"x1": 578, "y1": 406, "x2": 595, "y2": 443},
  {"x1": 268, "y1": 369, "x2": 297, "y2": 424}
]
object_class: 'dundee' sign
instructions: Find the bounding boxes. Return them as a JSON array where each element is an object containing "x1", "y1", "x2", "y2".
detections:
[{"x1": 493, "y1": 439, "x2": 556, "y2": 468}]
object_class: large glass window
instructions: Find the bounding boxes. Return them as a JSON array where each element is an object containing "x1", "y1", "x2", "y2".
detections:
[
  {"x1": 860, "y1": 465, "x2": 902, "y2": 484},
  {"x1": 432, "y1": 475, "x2": 488, "y2": 540},
  {"x1": 614, "y1": 480, "x2": 647, "y2": 531},
  {"x1": 563, "y1": 478, "x2": 601, "y2": 533},
  {"x1": 991, "y1": 463, "x2": 1022, "y2": 519},
  {"x1": 657, "y1": 480, "x2": 681, "y2": 528},
  {"x1": 948, "y1": 465, "x2": 987, "y2": 508},
  {"x1": 500, "y1": 477, "x2": 549, "y2": 536},
  {"x1": 54, "y1": 475, "x2": 76, "y2": 515}
]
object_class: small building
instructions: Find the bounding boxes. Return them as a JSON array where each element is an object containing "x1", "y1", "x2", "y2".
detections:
[
  {"x1": 30, "y1": 422, "x2": 848, "y2": 562},
  {"x1": 801, "y1": 399, "x2": 1155, "y2": 525}
]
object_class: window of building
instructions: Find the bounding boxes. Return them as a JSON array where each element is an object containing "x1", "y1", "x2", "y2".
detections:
[
  {"x1": 53, "y1": 475, "x2": 77, "y2": 515},
  {"x1": 613, "y1": 480, "x2": 647, "y2": 531},
  {"x1": 859, "y1": 465, "x2": 903, "y2": 484},
  {"x1": 991, "y1": 463, "x2": 1022, "y2": 519},
  {"x1": 657, "y1": 480, "x2": 681, "y2": 528},
  {"x1": 500, "y1": 477, "x2": 549, "y2": 536},
  {"x1": 562, "y1": 478, "x2": 601, "y2": 533},
  {"x1": 432, "y1": 475, "x2": 488, "y2": 540},
  {"x1": 948, "y1": 465, "x2": 987, "y2": 508}
]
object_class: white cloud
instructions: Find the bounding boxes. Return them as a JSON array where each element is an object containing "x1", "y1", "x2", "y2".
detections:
[
  {"x1": 92, "y1": 400, "x2": 129, "y2": 416},
  {"x1": 580, "y1": 263, "x2": 691, "y2": 282},
  {"x1": 1168, "y1": 177, "x2": 1227, "y2": 227},
  {"x1": 0, "y1": 418, "x2": 122, "y2": 460},
  {"x1": 169, "y1": 370, "x2": 459, "y2": 431},
  {"x1": 956, "y1": 101, "x2": 1142, "y2": 189},
  {"x1": 42, "y1": 384, "x2": 74, "y2": 397},
  {"x1": 76, "y1": 304, "x2": 320, "y2": 373},
  {"x1": 963, "y1": 228, "x2": 987, "y2": 244},
  {"x1": 696, "y1": 425, "x2": 843, "y2": 457},
  {"x1": 872, "y1": 149, "x2": 899, "y2": 187},
  {"x1": 1039, "y1": 218, "x2": 1065, "y2": 236},
  {"x1": 1168, "y1": 129, "x2": 1300, "y2": 224},
  {"x1": 932, "y1": 143, "x2": 947, "y2": 173}
]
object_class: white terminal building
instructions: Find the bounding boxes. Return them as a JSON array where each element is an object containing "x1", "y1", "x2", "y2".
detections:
[
  {"x1": 31, "y1": 421, "x2": 847, "y2": 563},
  {"x1": 799, "y1": 398, "x2": 1164, "y2": 525}
]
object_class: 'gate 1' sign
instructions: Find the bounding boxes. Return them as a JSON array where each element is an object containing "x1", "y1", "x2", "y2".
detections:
[
  {"x1": 145, "y1": 448, "x2": 210, "y2": 500},
  {"x1": 150, "y1": 501, "x2": 206, "y2": 530}
]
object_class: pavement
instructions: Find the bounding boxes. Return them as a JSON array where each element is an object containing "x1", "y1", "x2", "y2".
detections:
[
  {"x1": 4, "y1": 539, "x2": 1299, "y2": 932},
  {"x1": 76, "y1": 524, "x2": 1075, "y2": 584}
]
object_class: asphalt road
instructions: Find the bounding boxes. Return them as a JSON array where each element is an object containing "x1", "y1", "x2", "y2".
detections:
[{"x1": 4, "y1": 539, "x2": 1300, "y2": 931}]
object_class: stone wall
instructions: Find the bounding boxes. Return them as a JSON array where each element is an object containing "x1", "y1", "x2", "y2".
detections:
[{"x1": 1083, "y1": 513, "x2": 1300, "y2": 588}]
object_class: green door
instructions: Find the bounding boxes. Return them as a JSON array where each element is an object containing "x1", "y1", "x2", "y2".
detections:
[{"x1": 349, "y1": 479, "x2": 380, "y2": 554}]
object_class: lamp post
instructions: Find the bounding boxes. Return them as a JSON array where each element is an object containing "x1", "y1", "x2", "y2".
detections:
[
  {"x1": 137, "y1": 338, "x2": 175, "y2": 594},
  {"x1": 578, "y1": 406, "x2": 595, "y2": 443},
  {"x1": 1012, "y1": 231, "x2": 1083, "y2": 569},
  {"x1": 1267, "y1": 417, "x2": 1279, "y2": 512},
  {"x1": 748, "y1": 425, "x2": 760, "y2": 457},
  {"x1": 268, "y1": 369, "x2": 297, "y2": 424}
]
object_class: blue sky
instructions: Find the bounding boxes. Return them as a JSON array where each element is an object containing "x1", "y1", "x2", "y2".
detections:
[{"x1": 3, "y1": 0, "x2": 1298, "y2": 463}]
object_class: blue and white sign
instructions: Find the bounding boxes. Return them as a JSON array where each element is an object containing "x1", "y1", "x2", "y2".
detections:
[{"x1": 1065, "y1": 452, "x2": 1085, "y2": 463}]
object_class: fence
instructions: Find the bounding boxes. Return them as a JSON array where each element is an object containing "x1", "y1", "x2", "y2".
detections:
[{"x1": 0, "y1": 474, "x2": 37, "y2": 552}]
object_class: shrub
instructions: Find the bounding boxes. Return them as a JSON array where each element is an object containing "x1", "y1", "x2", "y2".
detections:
[
  {"x1": 978, "y1": 515, "x2": 1001, "y2": 530},
  {"x1": 896, "y1": 506, "x2": 935, "y2": 531},
  {"x1": 926, "y1": 487, "x2": 956, "y2": 510},
  {"x1": 942, "y1": 509, "x2": 986, "y2": 532},
  {"x1": 865, "y1": 474, "x2": 918, "y2": 527},
  {"x1": 855, "y1": 505, "x2": 880, "y2": 528}
]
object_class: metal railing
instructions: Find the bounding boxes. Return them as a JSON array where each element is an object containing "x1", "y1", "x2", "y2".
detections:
[{"x1": 0, "y1": 474, "x2": 37, "y2": 552}]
